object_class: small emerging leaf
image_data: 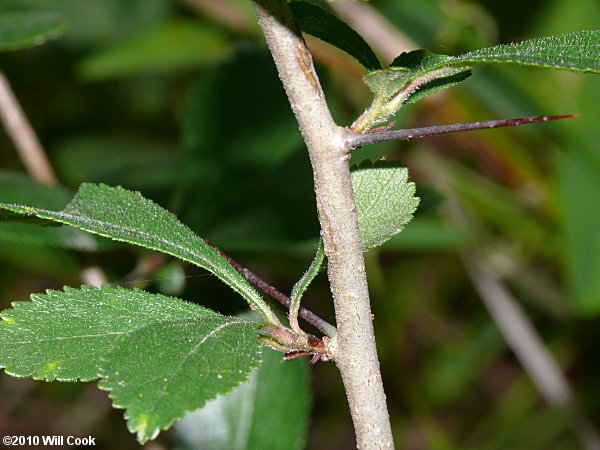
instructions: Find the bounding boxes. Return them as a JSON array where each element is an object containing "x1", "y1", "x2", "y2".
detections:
[
  {"x1": 352, "y1": 160, "x2": 420, "y2": 250},
  {"x1": 290, "y1": 1, "x2": 381, "y2": 71},
  {"x1": 0, "y1": 184, "x2": 278, "y2": 324},
  {"x1": 289, "y1": 239, "x2": 325, "y2": 332},
  {"x1": 364, "y1": 49, "x2": 472, "y2": 102},
  {"x1": 0, "y1": 11, "x2": 66, "y2": 51},
  {"x1": 402, "y1": 69, "x2": 472, "y2": 106},
  {"x1": 363, "y1": 68, "x2": 411, "y2": 101}
]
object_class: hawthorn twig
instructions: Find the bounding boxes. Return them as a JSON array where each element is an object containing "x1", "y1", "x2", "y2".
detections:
[
  {"x1": 206, "y1": 241, "x2": 336, "y2": 337},
  {"x1": 253, "y1": 1, "x2": 394, "y2": 447},
  {"x1": 347, "y1": 115, "x2": 577, "y2": 149}
]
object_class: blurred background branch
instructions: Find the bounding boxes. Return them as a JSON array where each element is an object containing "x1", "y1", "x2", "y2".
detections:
[{"x1": 0, "y1": 72, "x2": 57, "y2": 186}]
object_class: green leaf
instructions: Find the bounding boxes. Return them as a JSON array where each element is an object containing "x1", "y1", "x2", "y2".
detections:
[
  {"x1": 388, "y1": 31, "x2": 600, "y2": 77},
  {"x1": 98, "y1": 309, "x2": 261, "y2": 443},
  {"x1": 0, "y1": 286, "x2": 261, "y2": 444},
  {"x1": 401, "y1": 69, "x2": 472, "y2": 105},
  {"x1": 0, "y1": 184, "x2": 278, "y2": 324},
  {"x1": 0, "y1": 286, "x2": 258, "y2": 380},
  {"x1": 290, "y1": 239, "x2": 325, "y2": 303},
  {"x1": 77, "y1": 19, "x2": 232, "y2": 80},
  {"x1": 448, "y1": 30, "x2": 600, "y2": 73},
  {"x1": 290, "y1": 1, "x2": 381, "y2": 71},
  {"x1": 175, "y1": 348, "x2": 310, "y2": 450},
  {"x1": 357, "y1": 51, "x2": 471, "y2": 130},
  {"x1": 364, "y1": 49, "x2": 472, "y2": 99},
  {"x1": 363, "y1": 67, "x2": 412, "y2": 101},
  {"x1": 289, "y1": 239, "x2": 325, "y2": 331},
  {"x1": 356, "y1": 31, "x2": 600, "y2": 130},
  {"x1": 352, "y1": 160, "x2": 420, "y2": 251},
  {"x1": 0, "y1": 11, "x2": 66, "y2": 51}
]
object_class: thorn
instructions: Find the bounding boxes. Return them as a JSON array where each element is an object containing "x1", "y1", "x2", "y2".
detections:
[{"x1": 348, "y1": 114, "x2": 579, "y2": 149}]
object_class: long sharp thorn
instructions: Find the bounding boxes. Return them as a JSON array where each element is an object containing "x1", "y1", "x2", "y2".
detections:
[{"x1": 348, "y1": 115, "x2": 578, "y2": 149}]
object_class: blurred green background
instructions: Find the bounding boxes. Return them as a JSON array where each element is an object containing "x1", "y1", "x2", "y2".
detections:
[{"x1": 0, "y1": 0, "x2": 599, "y2": 448}]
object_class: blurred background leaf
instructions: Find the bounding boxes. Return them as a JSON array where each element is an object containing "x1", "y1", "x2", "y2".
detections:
[
  {"x1": 0, "y1": 11, "x2": 66, "y2": 51},
  {"x1": 77, "y1": 19, "x2": 233, "y2": 80},
  {"x1": 175, "y1": 347, "x2": 310, "y2": 450}
]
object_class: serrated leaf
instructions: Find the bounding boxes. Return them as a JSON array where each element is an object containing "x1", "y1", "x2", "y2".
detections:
[
  {"x1": 0, "y1": 11, "x2": 66, "y2": 51},
  {"x1": 290, "y1": 1, "x2": 381, "y2": 71},
  {"x1": 0, "y1": 286, "x2": 261, "y2": 444},
  {"x1": 0, "y1": 184, "x2": 278, "y2": 323},
  {"x1": 0, "y1": 286, "x2": 256, "y2": 380},
  {"x1": 176, "y1": 348, "x2": 310, "y2": 450},
  {"x1": 357, "y1": 31, "x2": 599, "y2": 130},
  {"x1": 449, "y1": 30, "x2": 600, "y2": 73},
  {"x1": 77, "y1": 19, "x2": 232, "y2": 80},
  {"x1": 387, "y1": 31, "x2": 600, "y2": 87},
  {"x1": 352, "y1": 160, "x2": 420, "y2": 251},
  {"x1": 98, "y1": 310, "x2": 261, "y2": 443}
]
